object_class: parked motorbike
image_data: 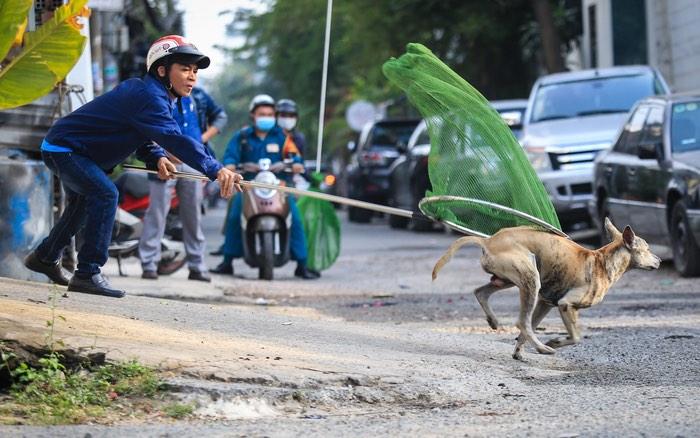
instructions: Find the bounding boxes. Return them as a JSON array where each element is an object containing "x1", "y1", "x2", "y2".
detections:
[
  {"x1": 240, "y1": 158, "x2": 295, "y2": 280},
  {"x1": 109, "y1": 170, "x2": 186, "y2": 276}
]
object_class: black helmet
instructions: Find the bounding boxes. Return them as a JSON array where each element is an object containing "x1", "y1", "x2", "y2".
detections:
[{"x1": 275, "y1": 99, "x2": 298, "y2": 115}]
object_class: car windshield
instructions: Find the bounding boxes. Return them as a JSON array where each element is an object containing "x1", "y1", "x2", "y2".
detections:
[
  {"x1": 530, "y1": 73, "x2": 657, "y2": 123},
  {"x1": 369, "y1": 123, "x2": 417, "y2": 148},
  {"x1": 671, "y1": 101, "x2": 700, "y2": 153}
]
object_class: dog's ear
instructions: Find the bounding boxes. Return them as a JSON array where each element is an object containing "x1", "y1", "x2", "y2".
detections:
[
  {"x1": 604, "y1": 217, "x2": 622, "y2": 241},
  {"x1": 622, "y1": 225, "x2": 636, "y2": 249}
]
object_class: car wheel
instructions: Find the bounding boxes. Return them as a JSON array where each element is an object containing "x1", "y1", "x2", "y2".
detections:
[
  {"x1": 597, "y1": 196, "x2": 612, "y2": 245},
  {"x1": 670, "y1": 201, "x2": 700, "y2": 277},
  {"x1": 348, "y1": 206, "x2": 372, "y2": 223},
  {"x1": 388, "y1": 213, "x2": 409, "y2": 229}
]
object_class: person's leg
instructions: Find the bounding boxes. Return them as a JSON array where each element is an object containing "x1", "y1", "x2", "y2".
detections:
[
  {"x1": 212, "y1": 193, "x2": 243, "y2": 274},
  {"x1": 177, "y1": 164, "x2": 208, "y2": 279},
  {"x1": 138, "y1": 178, "x2": 171, "y2": 276},
  {"x1": 31, "y1": 152, "x2": 124, "y2": 297},
  {"x1": 288, "y1": 196, "x2": 319, "y2": 279},
  {"x1": 28, "y1": 153, "x2": 88, "y2": 285}
]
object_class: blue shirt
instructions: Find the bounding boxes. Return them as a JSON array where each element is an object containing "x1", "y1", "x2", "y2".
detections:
[
  {"x1": 45, "y1": 74, "x2": 222, "y2": 180},
  {"x1": 223, "y1": 126, "x2": 302, "y2": 181},
  {"x1": 173, "y1": 96, "x2": 202, "y2": 141}
]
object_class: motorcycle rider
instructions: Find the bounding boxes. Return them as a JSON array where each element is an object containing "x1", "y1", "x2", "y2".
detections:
[
  {"x1": 275, "y1": 99, "x2": 306, "y2": 156},
  {"x1": 139, "y1": 92, "x2": 212, "y2": 282},
  {"x1": 211, "y1": 94, "x2": 319, "y2": 279},
  {"x1": 24, "y1": 35, "x2": 242, "y2": 298}
]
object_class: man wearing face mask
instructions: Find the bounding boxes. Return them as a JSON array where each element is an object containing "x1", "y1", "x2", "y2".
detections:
[{"x1": 211, "y1": 95, "x2": 319, "y2": 279}]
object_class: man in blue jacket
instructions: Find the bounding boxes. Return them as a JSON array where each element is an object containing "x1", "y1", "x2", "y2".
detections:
[
  {"x1": 24, "y1": 35, "x2": 242, "y2": 298},
  {"x1": 211, "y1": 94, "x2": 318, "y2": 279}
]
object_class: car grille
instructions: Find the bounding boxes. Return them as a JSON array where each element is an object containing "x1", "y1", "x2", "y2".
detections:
[{"x1": 548, "y1": 143, "x2": 609, "y2": 171}]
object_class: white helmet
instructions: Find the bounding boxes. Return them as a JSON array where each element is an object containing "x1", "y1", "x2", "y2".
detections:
[
  {"x1": 249, "y1": 94, "x2": 275, "y2": 112},
  {"x1": 146, "y1": 35, "x2": 210, "y2": 73}
]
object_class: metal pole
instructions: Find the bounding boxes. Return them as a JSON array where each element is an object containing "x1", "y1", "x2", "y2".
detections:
[
  {"x1": 315, "y1": 0, "x2": 333, "y2": 173},
  {"x1": 123, "y1": 165, "x2": 417, "y2": 219}
]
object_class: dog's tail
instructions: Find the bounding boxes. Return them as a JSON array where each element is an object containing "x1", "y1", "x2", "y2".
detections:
[{"x1": 432, "y1": 236, "x2": 486, "y2": 281}]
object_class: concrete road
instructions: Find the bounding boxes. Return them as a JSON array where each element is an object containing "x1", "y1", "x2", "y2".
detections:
[{"x1": 1, "y1": 205, "x2": 698, "y2": 437}]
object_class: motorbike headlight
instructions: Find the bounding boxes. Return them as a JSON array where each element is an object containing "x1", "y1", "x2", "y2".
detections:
[
  {"x1": 253, "y1": 171, "x2": 279, "y2": 199},
  {"x1": 525, "y1": 146, "x2": 552, "y2": 172}
]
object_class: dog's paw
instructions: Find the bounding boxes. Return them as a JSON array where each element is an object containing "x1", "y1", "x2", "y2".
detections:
[
  {"x1": 535, "y1": 344, "x2": 556, "y2": 355},
  {"x1": 486, "y1": 316, "x2": 499, "y2": 330},
  {"x1": 545, "y1": 338, "x2": 567, "y2": 349}
]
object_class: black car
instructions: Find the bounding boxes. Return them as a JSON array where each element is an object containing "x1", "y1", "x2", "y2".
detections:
[
  {"x1": 346, "y1": 118, "x2": 420, "y2": 222},
  {"x1": 387, "y1": 100, "x2": 528, "y2": 231},
  {"x1": 591, "y1": 94, "x2": 700, "y2": 276}
]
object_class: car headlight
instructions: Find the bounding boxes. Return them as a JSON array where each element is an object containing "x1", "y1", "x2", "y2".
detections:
[{"x1": 525, "y1": 146, "x2": 552, "y2": 172}]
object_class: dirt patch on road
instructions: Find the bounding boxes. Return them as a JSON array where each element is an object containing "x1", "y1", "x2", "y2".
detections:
[{"x1": 0, "y1": 299, "x2": 375, "y2": 385}]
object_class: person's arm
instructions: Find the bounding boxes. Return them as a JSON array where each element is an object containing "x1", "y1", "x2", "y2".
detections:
[
  {"x1": 134, "y1": 141, "x2": 167, "y2": 170},
  {"x1": 222, "y1": 131, "x2": 242, "y2": 169},
  {"x1": 129, "y1": 98, "x2": 222, "y2": 180},
  {"x1": 201, "y1": 91, "x2": 228, "y2": 143}
]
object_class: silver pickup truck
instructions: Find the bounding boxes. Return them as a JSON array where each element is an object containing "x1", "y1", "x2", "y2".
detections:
[{"x1": 520, "y1": 66, "x2": 670, "y2": 232}]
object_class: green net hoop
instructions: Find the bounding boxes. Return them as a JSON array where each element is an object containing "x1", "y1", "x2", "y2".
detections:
[{"x1": 383, "y1": 43, "x2": 561, "y2": 236}]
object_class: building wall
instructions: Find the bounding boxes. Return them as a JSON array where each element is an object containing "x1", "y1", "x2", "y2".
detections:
[
  {"x1": 649, "y1": 0, "x2": 700, "y2": 92},
  {"x1": 583, "y1": 0, "x2": 700, "y2": 93}
]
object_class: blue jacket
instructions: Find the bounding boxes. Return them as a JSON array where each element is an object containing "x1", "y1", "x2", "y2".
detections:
[
  {"x1": 173, "y1": 96, "x2": 203, "y2": 141},
  {"x1": 191, "y1": 87, "x2": 227, "y2": 135},
  {"x1": 223, "y1": 126, "x2": 302, "y2": 181},
  {"x1": 45, "y1": 74, "x2": 222, "y2": 180}
]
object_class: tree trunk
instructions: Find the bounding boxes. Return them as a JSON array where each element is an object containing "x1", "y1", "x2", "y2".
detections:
[{"x1": 532, "y1": 0, "x2": 566, "y2": 73}]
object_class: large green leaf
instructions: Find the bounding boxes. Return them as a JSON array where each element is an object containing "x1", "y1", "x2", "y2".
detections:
[
  {"x1": 0, "y1": 0, "x2": 88, "y2": 110},
  {"x1": 0, "y1": 0, "x2": 33, "y2": 61}
]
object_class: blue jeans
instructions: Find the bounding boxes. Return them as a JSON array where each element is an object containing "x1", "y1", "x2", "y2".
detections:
[
  {"x1": 223, "y1": 192, "x2": 308, "y2": 263},
  {"x1": 36, "y1": 151, "x2": 118, "y2": 276}
]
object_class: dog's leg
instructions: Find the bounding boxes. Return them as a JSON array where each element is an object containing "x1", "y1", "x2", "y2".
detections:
[
  {"x1": 513, "y1": 253, "x2": 555, "y2": 359},
  {"x1": 474, "y1": 282, "x2": 510, "y2": 329},
  {"x1": 513, "y1": 297, "x2": 553, "y2": 360},
  {"x1": 546, "y1": 303, "x2": 582, "y2": 349}
]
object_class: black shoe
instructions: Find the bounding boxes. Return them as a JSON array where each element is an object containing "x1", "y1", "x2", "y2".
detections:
[
  {"x1": 211, "y1": 261, "x2": 233, "y2": 275},
  {"x1": 209, "y1": 247, "x2": 224, "y2": 256},
  {"x1": 188, "y1": 270, "x2": 211, "y2": 282},
  {"x1": 294, "y1": 266, "x2": 320, "y2": 280},
  {"x1": 67, "y1": 273, "x2": 125, "y2": 298},
  {"x1": 24, "y1": 251, "x2": 70, "y2": 286},
  {"x1": 141, "y1": 270, "x2": 158, "y2": 280}
]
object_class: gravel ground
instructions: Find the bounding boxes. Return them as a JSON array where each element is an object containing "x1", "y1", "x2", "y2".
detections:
[{"x1": 1, "y1": 207, "x2": 698, "y2": 437}]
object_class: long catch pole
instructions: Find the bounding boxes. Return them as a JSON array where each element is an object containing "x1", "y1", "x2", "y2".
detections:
[
  {"x1": 315, "y1": 0, "x2": 333, "y2": 173},
  {"x1": 122, "y1": 164, "x2": 422, "y2": 220}
]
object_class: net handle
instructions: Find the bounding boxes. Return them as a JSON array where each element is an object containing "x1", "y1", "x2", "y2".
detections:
[{"x1": 418, "y1": 195, "x2": 570, "y2": 239}]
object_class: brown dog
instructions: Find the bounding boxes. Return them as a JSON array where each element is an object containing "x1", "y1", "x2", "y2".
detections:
[{"x1": 432, "y1": 218, "x2": 661, "y2": 360}]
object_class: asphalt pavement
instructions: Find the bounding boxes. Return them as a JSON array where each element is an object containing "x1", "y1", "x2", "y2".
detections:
[{"x1": 0, "y1": 205, "x2": 698, "y2": 437}]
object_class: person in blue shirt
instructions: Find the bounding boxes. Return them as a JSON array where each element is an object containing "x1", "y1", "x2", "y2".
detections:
[
  {"x1": 191, "y1": 87, "x2": 228, "y2": 155},
  {"x1": 23, "y1": 35, "x2": 242, "y2": 298},
  {"x1": 138, "y1": 94, "x2": 212, "y2": 282},
  {"x1": 211, "y1": 95, "x2": 319, "y2": 279}
]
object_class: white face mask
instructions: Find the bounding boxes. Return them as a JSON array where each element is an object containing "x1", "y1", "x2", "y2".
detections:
[{"x1": 277, "y1": 116, "x2": 297, "y2": 131}]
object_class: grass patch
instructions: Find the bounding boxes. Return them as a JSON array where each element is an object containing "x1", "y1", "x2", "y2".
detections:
[
  {"x1": 0, "y1": 346, "x2": 193, "y2": 425},
  {"x1": 163, "y1": 402, "x2": 195, "y2": 419}
]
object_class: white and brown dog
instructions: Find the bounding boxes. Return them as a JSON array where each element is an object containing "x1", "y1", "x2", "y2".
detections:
[{"x1": 432, "y1": 218, "x2": 661, "y2": 360}]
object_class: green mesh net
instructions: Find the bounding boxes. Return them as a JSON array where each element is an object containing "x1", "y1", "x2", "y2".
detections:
[
  {"x1": 297, "y1": 172, "x2": 341, "y2": 271},
  {"x1": 382, "y1": 43, "x2": 561, "y2": 236}
]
